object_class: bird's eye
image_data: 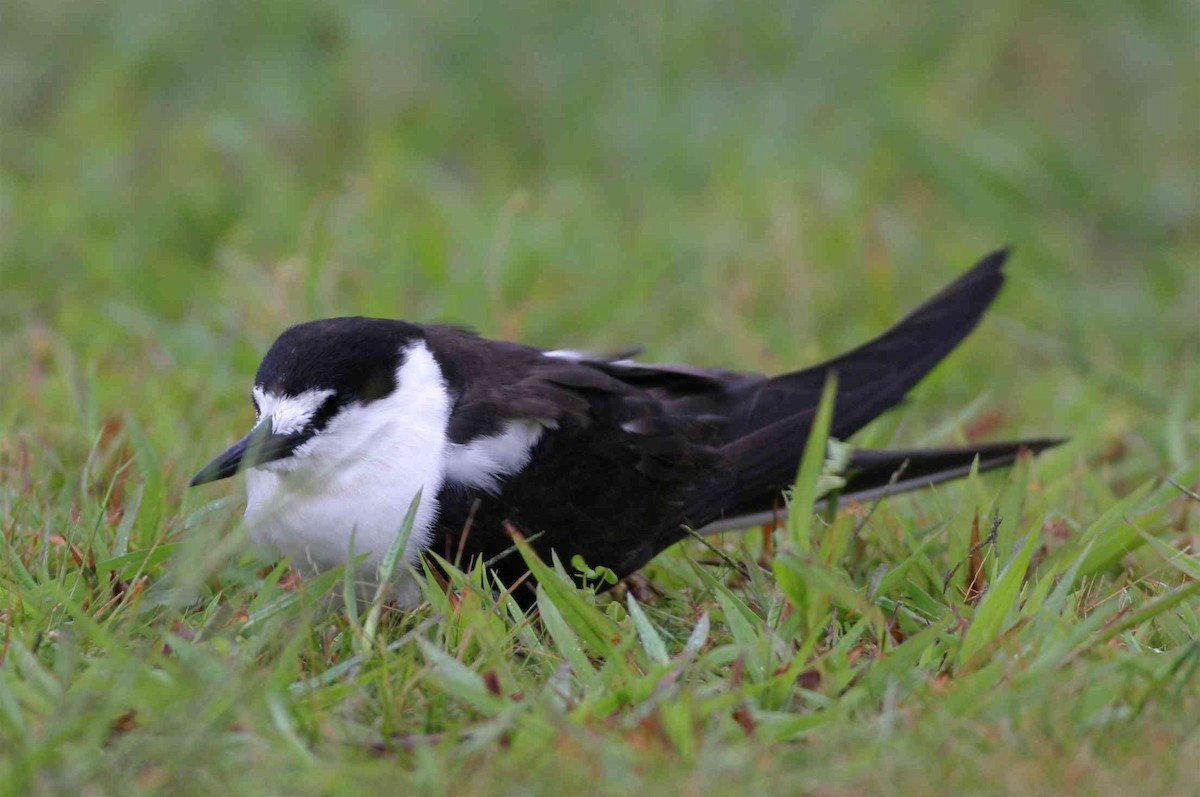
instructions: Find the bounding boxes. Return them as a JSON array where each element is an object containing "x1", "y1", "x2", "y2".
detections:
[{"x1": 308, "y1": 394, "x2": 342, "y2": 432}]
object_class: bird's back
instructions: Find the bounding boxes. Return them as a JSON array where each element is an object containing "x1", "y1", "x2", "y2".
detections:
[{"x1": 426, "y1": 250, "x2": 1043, "y2": 599}]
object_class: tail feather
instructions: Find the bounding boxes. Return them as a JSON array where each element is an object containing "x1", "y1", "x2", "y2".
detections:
[
  {"x1": 726, "y1": 248, "x2": 1010, "y2": 442},
  {"x1": 702, "y1": 249, "x2": 1051, "y2": 524},
  {"x1": 697, "y1": 438, "x2": 1063, "y2": 535},
  {"x1": 842, "y1": 438, "x2": 1064, "y2": 497}
]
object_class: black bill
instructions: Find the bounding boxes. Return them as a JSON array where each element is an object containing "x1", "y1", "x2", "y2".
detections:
[{"x1": 189, "y1": 420, "x2": 307, "y2": 486}]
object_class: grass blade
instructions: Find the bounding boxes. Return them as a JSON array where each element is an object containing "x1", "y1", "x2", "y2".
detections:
[
  {"x1": 626, "y1": 594, "x2": 670, "y2": 666},
  {"x1": 959, "y1": 525, "x2": 1041, "y2": 667}
]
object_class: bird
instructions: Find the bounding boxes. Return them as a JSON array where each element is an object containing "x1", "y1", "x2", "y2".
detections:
[{"x1": 190, "y1": 249, "x2": 1060, "y2": 606}]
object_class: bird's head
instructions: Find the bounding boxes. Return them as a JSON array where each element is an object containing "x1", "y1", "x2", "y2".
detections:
[{"x1": 190, "y1": 318, "x2": 423, "y2": 487}]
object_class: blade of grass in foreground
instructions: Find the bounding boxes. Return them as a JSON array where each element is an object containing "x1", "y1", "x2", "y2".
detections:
[
  {"x1": 626, "y1": 593, "x2": 671, "y2": 666},
  {"x1": 774, "y1": 373, "x2": 838, "y2": 634},
  {"x1": 362, "y1": 489, "x2": 423, "y2": 649},
  {"x1": 958, "y1": 526, "x2": 1041, "y2": 667},
  {"x1": 513, "y1": 533, "x2": 619, "y2": 657},
  {"x1": 785, "y1": 372, "x2": 839, "y2": 554}
]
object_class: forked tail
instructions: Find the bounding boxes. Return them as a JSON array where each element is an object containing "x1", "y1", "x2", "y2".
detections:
[
  {"x1": 695, "y1": 249, "x2": 1060, "y2": 529},
  {"x1": 698, "y1": 438, "x2": 1063, "y2": 535}
]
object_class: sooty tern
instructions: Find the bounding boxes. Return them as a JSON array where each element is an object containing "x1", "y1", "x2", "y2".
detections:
[{"x1": 191, "y1": 250, "x2": 1059, "y2": 605}]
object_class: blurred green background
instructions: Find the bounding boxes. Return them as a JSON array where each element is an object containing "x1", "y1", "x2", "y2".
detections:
[
  {"x1": 2, "y1": 2, "x2": 1200, "y2": 794},
  {"x1": 3, "y1": 0, "x2": 1197, "y2": 485}
]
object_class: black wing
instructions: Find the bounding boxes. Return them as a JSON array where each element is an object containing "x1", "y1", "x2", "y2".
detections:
[
  {"x1": 428, "y1": 248, "x2": 1033, "y2": 523},
  {"x1": 421, "y1": 327, "x2": 726, "y2": 483}
]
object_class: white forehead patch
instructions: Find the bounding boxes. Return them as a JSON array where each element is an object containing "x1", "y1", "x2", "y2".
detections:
[{"x1": 253, "y1": 385, "x2": 336, "y2": 435}]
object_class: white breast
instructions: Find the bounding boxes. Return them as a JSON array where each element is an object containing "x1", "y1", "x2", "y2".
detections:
[
  {"x1": 244, "y1": 342, "x2": 452, "y2": 600},
  {"x1": 241, "y1": 340, "x2": 548, "y2": 605}
]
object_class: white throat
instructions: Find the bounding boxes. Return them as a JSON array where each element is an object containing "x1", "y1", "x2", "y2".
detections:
[{"x1": 244, "y1": 342, "x2": 452, "y2": 600}]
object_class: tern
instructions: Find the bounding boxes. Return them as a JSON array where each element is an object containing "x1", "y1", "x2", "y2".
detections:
[{"x1": 191, "y1": 249, "x2": 1059, "y2": 605}]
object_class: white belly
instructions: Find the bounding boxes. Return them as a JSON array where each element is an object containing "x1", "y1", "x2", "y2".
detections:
[{"x1": 244, "y1": 467, "x2": 438, "y2": 574}]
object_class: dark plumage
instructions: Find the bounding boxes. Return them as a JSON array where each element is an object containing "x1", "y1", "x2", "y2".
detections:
[
  {"x1": 192, "y1": 249, "x2": 1060, "y2": 606},
  {"x1": 423, "y1": 249, "x2": 1058, "y2": 597}
]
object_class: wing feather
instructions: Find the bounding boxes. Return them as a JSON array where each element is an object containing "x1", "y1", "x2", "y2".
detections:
[{"x1": 422, "y1": 326, "x2": 725, "y2": 483}]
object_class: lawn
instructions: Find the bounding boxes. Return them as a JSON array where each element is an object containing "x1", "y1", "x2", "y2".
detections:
[{"x1": 2, "y1": 1, "x2": 1198, "y2": 794}]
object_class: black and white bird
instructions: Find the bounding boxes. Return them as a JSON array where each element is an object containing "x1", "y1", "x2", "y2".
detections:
[{"x1": 191, "y1": 250, "x2": 1059, "y2": 605}]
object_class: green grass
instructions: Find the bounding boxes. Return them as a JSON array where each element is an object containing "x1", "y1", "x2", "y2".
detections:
[{"x1": 2, "y1": 0, "x2": 1199, "y2": 794}]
